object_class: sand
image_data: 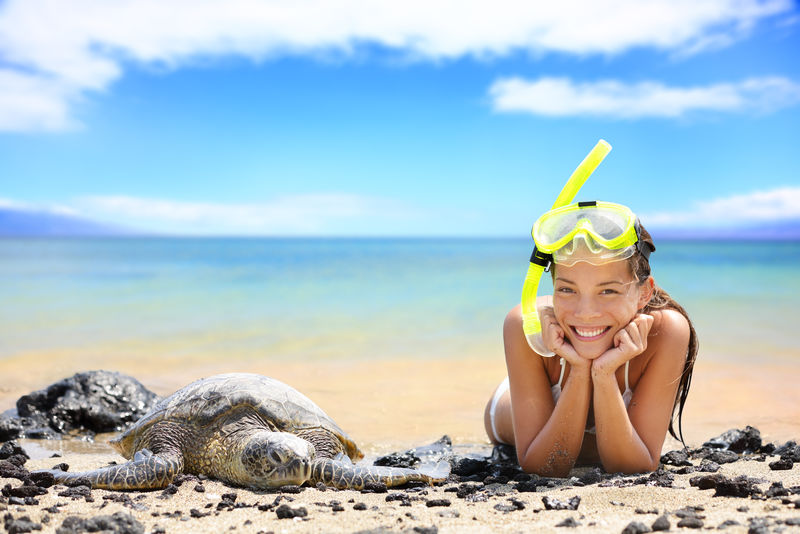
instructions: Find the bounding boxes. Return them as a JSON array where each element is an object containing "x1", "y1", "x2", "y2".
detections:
[
  {"x1": 3, "y1": 354, "x2": 800, "y2": 451},
  {"x1": 3, "y1": 443, "x2": 800, "y2": 533},
  {"x1": 3, "y1": 354, "x2": 800, "y2": 532}
]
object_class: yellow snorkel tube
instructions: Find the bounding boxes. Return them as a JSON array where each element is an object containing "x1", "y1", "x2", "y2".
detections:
[{"x1": 521, "y1": 139, "x2": 612, "y2": 355}]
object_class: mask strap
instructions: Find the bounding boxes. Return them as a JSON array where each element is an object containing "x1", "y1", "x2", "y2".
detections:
[
  {"x1": 530, "y1": 246, "x2": 553, "y2": 272},
  {"x1": 633, "y1": 219, "x2": 654, "y2": 261}
]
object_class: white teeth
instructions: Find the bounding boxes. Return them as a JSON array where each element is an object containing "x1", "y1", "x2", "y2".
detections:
[{"x1": 575, "y1": 326, "x2": 606, "y2": 338}]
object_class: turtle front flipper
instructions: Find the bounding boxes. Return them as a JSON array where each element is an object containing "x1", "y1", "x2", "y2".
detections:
[
  {"x1": 310, "y1": 458, "x2": 449, "y2": 490},
  {"x1": 37, "y1": 449, "x2": 184, "y2": 490}
]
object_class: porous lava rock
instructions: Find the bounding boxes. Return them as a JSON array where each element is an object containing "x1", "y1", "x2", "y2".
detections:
[
  {"x1": 1, "y1": 371, "x2": 159, "y2": 439},
  {"x1": 703, "y1": 426, "x2": 762, "y2": 454},
  {"x1": 55, "y1": 512, "x2": 144, "y2": 534}
]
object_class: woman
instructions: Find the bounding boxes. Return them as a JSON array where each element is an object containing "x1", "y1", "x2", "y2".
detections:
[{"x1": 484, "y1": 201, "x2": 698, "y2": 477}]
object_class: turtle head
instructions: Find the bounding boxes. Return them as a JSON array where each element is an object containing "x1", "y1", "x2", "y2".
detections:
[{"x1": 238, "y1": 432, "x2": 315, "y2": 488}]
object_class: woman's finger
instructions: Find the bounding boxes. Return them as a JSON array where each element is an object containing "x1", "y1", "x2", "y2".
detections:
[
  {"x1": 634, "y1": 314, "x2": 653, "y2": 351},
  {"x1": 635, "y1": 314, "x2": 654, "y2": 338},
  {"x1": 625, "y1": 321, "x2": 643, "y2": 349},
  {"x1": 614, "y1": 328, "x2": 633, "y2": 352}
]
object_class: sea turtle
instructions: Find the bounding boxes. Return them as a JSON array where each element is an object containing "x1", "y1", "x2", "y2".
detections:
[{"x1": 38, "y1": 373, "x2": 448, "y2": 490}]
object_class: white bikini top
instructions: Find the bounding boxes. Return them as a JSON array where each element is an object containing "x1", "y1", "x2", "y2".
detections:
[{"x1": 550, "y1": 358, "x2": 633, "y2": 407}]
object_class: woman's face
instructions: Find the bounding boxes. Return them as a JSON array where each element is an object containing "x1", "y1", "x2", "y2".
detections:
[{"x1": 552, "y1": 259, "x2": 648, "y2": 359}]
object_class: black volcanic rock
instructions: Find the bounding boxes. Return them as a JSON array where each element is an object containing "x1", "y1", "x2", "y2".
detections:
[
  {"x1": 689, "y1": 473, "x2": 728, "y2": 490},
  {"x1": 3, "y1": 514, "x2": 42, "y2": 534},
  {"x1": 0, "y1": 441, "x2": 28, "y2": 461},
  {"x1": 542, "y1": 495, "x2": 580, "y2": 510},
  {"x1": 660, "y1": 449, "x2": 692, "y2": 467},
  {"x1": 55, "y1": 512, "x2": 143, "y2": 534},
  {"x1": 450, "y1": 457, "x2": 489, "y2": 478},
  {"x1": 714, "y1": 476, "x2": 763, "y2": 498},
  {"x1": 768, "y1": 458, "x2": 793, "y2": 470},
  {"x1": 706, "y1": 450, "x2": 739, "y2": 465},
  {"x1": 6, "y1": 371, "x2": 159, "y2": 439},
  {"x1": 374, "y1": 435, "x2": 452, "y2": 472},
  {"x1": 0, "y1": 413, "x2": 24, "y2": 442},
  {"x1": 374, "y1": 451, "x2": 419, "y2": 469},
  {"x1": 703, "y1": 426, "x2": 762, "y2": 454},
  {"x1": 775, "y1": 441, "x2": 800, "y2": 462}
]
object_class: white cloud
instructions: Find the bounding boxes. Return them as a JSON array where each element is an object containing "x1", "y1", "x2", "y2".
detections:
[
  {"x1": 0, "y1": 0, "x2": 793, "y2": 131},
  {"x1": 0, "y1": 70, "x2": 79, "y2": 131},
  {"x1": 77, "y1": 193, "x2": 418, "y2": 235},
  {"x1": 644, "y1": 186, "x2": 800, "y2": 227},
  {"x1": 489, "y1": 76, "x2": 800, "y2": 118}
]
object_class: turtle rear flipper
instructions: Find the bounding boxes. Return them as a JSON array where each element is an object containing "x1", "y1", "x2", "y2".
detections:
[
  {"x1": 38, "y1": 449, "x2": 184, "y2": 490},
  {"x1": 310, "y1": 457, "x2": 449, "y2": 490}
]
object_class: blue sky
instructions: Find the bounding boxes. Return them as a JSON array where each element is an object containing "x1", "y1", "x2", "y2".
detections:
[{"x1": 1, "y1": 0, "x2": 799, "y2": 236}]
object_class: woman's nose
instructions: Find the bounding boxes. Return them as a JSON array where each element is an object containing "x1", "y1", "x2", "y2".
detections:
[{"x1": 574, "y1": 296, "x2": 601, "y2": 319}]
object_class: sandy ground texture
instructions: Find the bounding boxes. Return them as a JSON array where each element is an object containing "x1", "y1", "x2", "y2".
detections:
[
  {"x1": 3, "y1": 356, "x2": 800, "y2": 453},
  {"x1": 2, "y1": 354, "x2": 800, "y2": 533},
  {"x1": 3, "y1": 436, "x2": 800, "y2": 534}
]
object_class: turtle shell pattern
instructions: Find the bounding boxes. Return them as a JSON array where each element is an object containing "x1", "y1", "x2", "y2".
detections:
[{"x1": 114, "y1": 373, "x2": 362, "y2": 461}]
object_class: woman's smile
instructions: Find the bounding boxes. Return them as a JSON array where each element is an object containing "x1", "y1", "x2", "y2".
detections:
[{"x1": 571, "y1": 325, "x2": 612, "y2": 341}]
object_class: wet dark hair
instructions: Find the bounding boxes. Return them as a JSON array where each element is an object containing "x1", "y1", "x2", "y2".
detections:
[{"x1": 630, "y1": 223, "x2": 698, "y2": 445}]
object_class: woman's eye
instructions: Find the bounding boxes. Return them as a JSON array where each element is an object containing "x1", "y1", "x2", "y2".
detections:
[
  {"x1": 601, "y1": 289, "x2": 619, "y2": 295},
  {"x1": 556, "y1": 286, "x2": 575, "y2": 294}
]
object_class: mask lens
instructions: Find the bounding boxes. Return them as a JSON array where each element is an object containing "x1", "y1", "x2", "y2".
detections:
[
  {"x1": 532, "y1": 201, "x2": 639, "y2": 266},
  {"x1": 585, "y1": 209, "x2": 629, "y2": 241},
  {"x1": 534, "y1": 203, "x2": 631, "y2": 249}
]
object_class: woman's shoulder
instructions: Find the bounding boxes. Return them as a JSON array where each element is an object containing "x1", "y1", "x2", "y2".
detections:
[
  {"x1": 651, "y1": 308, "x2": 690, "y2": 335},
  {"x1": 649, "y1": 308, "x2": 691, "y2": 358}
]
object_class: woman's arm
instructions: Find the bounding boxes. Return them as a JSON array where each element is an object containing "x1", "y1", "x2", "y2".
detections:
[
  {"x1": 504, "y1": 304, "x2": 592, "y2": 477},
  {"x1": 591, "y1": 310, "x2": 690, "y2": 473}
]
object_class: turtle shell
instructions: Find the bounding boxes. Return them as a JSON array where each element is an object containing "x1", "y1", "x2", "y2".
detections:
[{"x1": 112, "y1": 373, "x2": 362, "y2": 461}]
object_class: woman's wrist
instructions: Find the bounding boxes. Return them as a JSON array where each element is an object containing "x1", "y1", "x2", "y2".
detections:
[
  {"x1": 590, "y1": 359, "x2": 619, "y2": 381},
  {"x1": 565, "y1": 360, "x2": 592, "y2": 379}
]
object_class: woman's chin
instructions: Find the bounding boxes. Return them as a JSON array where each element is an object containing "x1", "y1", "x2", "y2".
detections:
[{"x1": 571, "y1": 340, "x2": 613, "y2": 360}]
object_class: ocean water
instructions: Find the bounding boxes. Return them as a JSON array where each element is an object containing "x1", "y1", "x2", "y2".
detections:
[{"x1": 1, "y1": 238, "x2": 798, "y2": 364}]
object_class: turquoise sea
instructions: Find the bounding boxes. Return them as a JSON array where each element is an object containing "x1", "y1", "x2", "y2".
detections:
[{"x1": 1, "y1": 238, "x2": 799, "y2": 365}]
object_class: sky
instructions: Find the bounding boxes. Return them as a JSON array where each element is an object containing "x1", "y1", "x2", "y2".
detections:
[{"x1": 1, "y1": 0, "x2": 799, "y2": 237}]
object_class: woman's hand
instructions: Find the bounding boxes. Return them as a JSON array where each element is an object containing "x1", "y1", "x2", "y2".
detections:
[
  {"x1": 593, "y1": 313, "x2": 654, "y2": 377},
  {"x1": 539, "y1": 306, "x2": 590, "y2": 370}
]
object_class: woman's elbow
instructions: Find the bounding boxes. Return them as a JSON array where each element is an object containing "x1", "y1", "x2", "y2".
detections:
[
  {"x1": 519, "y1": 455, "x2": 574, "y2": 479},
  {"x1": 601, "y1": 456, "x2": 659, "y2": 475}
]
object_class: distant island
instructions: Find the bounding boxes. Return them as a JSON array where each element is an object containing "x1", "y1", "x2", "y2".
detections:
[
  {"x1": 0, "y1": 207, "x2": 133, "y2": 237},
  {"x1": 2, "y1": 205, "x2": 798, "y2": 239}
]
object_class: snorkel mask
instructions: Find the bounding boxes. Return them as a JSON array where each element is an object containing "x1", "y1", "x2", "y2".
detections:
[
  {"x1": 532, "y1": 201, "x2": 652, "y2": 267},
  {"x1": 521, "y1": 140, "x2": 613, "y2": 355}
]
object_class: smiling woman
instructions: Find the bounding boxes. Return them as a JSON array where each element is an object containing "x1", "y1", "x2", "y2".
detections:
[{"x1": 484, "y1": 202, "x2": 698, "y2": 477}]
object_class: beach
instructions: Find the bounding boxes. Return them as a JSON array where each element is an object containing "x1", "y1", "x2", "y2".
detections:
[
  {"x1": 2, "y1": 353, "x2": 800, "y2": 454},
  {"x1": 4, "y1": 455, "x2": 800, "y2": 534},
  {"x1": 3, "y1": 354, "x2": 800, "y2": 533},
  {"x1": 3, "y1": 406, "x2": 800, "y2": 534},
  {"x1": 2, "y1": 237, "x2": 800, "y2": 532}
]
